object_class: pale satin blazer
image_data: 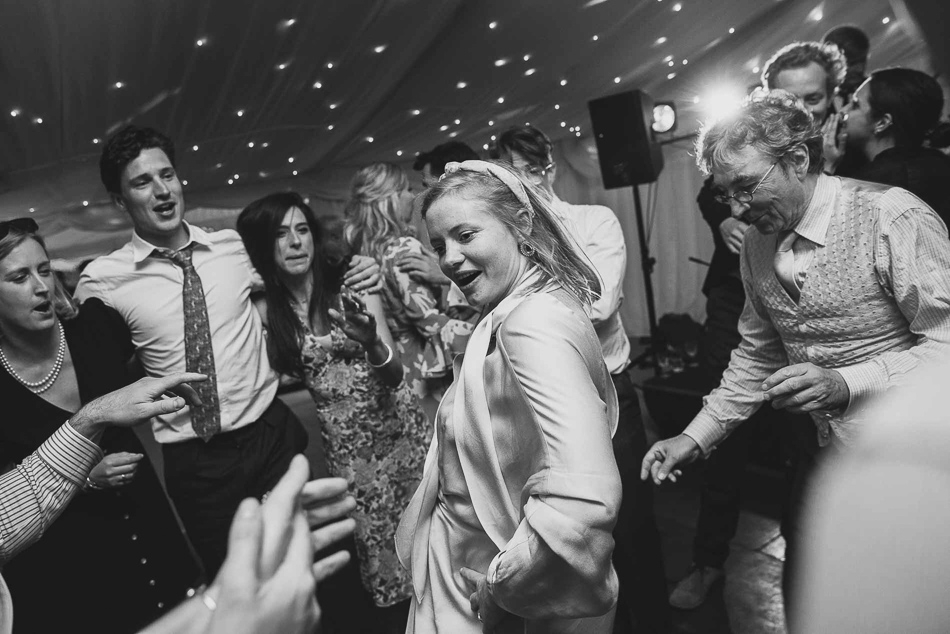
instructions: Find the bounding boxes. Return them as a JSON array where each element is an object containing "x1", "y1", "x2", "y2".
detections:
[{"x1": 397, "y1": 287, "x2": 622, "y2": 632}]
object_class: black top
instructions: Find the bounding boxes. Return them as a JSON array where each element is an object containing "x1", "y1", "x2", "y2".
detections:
[
  {"x1": 0, "y1": 300, "x2": 202, "y2": 634},
  {"x1": 697, "y1": 176, "x2": 742, "y2": 296},
  {"x1": 853, "y1": 146, "x2": 950, "y2": 228}
]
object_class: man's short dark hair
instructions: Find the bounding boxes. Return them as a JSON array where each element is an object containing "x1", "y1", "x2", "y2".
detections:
[
  {"x1": 761, "y1": 41, "x2": 847, "y2": 99},
  {"x1": 412, "y1": 141, "x2": 479, "y2": 176},
  {"x1": 489, "y1": 126, "x2": 555, "y2": 169},
  {"x1": 822, "y1": 25, "x2": 870, "y2": 66},
  {"x1": 100, "y1": 125, "x2": 176, "y2": 194}
]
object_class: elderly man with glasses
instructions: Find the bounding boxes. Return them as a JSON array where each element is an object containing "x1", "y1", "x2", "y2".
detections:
[
  {"x1": 642, "y1": 89, "x2": 950, "y2": 631},
  {"x1": 492, "y1": 125, "x2": 672, "y2": 634}
]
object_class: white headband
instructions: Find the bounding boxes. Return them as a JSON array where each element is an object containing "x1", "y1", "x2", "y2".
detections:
[{"x1": 441, "y1": 160, "x2": 533, "y2": 215}]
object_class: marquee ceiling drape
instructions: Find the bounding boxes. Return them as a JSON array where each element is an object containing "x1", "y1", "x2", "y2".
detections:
[{"x1": 0, "y1": 0, "x2": 937, "y2": 331}]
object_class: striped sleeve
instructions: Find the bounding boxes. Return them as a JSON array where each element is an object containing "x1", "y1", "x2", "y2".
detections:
[
  {"x1": 838, "y1": 191, "x2": 950, "y2": 404},
  {"x1": 0, "y1": 422, "x2": 103, "y2": 564}
]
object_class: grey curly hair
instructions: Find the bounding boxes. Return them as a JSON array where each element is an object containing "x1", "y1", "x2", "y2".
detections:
[
  {"x1": 696, "y1": 89, "x2": 824, "y2": 176},
  {"x1": 761, "y1": 41, "x2": 847, "y2": 99}
]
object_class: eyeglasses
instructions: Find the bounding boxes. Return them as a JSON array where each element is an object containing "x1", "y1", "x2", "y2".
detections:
[
  {"x1": 522, "y1": 162, "x2": 555, "y2": 178},
  {"x1": 0, "y1": 217, "x2": 39, "y2": 240},
  {"x1": 714, "y1": 162, "x2": 777, "y2": 206}
]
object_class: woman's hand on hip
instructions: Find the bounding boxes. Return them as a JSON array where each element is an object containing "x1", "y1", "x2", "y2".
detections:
[{"x1": 460, "y1": 567, "x2": 506, "y2": 633}]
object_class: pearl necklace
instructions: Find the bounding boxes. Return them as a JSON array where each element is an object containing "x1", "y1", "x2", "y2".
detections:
[{"x1": 0, "y1": 322, "x2": 66, "y2": 394}]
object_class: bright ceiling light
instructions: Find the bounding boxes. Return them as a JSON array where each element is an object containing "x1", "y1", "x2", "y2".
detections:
[
  {"x1": 882, "y1": 16, "x2": 890, "y2": 24},
  {"x1": 489, "y1": 21, "x2": 498, "y2": 29},
  {"x1": 494, "y1": 58, "x2": 508, "y2": 67},
  {"x1": 700, "y1": 85, "x2": 745, "y2": 124},
  {"x1": 614, "y1": 76, "x2": 621, "y2": 83},
  {"x1": 525, "y1": 68, "x2": 536, "y2": 76},
  {"x1": 196, "y1": 37, "x2": 208, "y2": 47},
  {"x1": 457, "y1": 81, "x2": 467, "y2": 89},
  {"x1": 497, "y1": 96, "x2": 505, "y2": 103},
  {"x1": 410, "y1": 109, "x2": 421, "y2": 116},
  {"x1": 656, "y1": 36, "x2": 667, "y2": 45},
  {"x1": 373, "y1": 45, "x2": 387, "y2": 53},
  {"x1": 313, "y1": 81, "x2": 323, "y2": 89},
  {"x1": 672, "y1": 3, "x2": 682, "y2": 10},
  {"x1": 560, "y1": 79, "x2": 568, "y2": 86}
]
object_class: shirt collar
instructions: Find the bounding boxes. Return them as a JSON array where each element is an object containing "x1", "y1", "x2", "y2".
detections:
[
  {"x1": 792, "y1": 173, "x2": 838, "y2": 247},
  {"x1": 131, "y1": 221, "x2": 213, "y2": 263}
]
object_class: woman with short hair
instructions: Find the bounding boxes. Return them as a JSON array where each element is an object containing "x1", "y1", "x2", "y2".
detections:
[{"x1": 0, "y1": 218, "x2": 201, "y2": 633}]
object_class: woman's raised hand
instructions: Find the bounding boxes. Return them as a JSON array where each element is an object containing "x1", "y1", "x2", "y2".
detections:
[{"x1": 328, "y1": 292, "x2": 378, "y2": 346}]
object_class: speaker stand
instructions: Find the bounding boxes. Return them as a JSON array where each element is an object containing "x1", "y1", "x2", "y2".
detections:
[{"x1": 631, "y1": 183, "x2": 660, "y2": 375}]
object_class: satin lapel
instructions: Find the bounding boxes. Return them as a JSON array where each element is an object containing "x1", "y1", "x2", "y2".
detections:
[{"x1": 454, "y1": 294, "x2": 523, "y2": 550}]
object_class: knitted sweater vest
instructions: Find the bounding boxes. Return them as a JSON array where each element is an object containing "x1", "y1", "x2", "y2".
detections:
[{"x1": 742, "y1": 180, "x2": 916, "y2": 438}]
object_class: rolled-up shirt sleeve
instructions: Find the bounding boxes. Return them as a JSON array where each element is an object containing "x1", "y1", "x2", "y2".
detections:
[
  {"x1": 485, "y1": 298, "x2": 621, "y2": 619},
  {"x1": 683, "y1": 244, "x2": 789, "y2": 455},
  {"x1": 0, "y1": 422, "x2": 104, "y2": 564}
]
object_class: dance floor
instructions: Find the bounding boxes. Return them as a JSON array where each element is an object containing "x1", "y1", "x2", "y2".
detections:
[{"x1": 134, "y1": 369, "x2": 788, "y2": 633}]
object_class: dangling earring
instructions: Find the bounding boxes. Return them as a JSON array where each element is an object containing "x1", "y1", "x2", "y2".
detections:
[{"x1": 519, "y1": 241, "x2": 536, "y2": 257}]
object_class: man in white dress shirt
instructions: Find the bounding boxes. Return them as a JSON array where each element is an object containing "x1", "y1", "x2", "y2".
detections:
[
  {"x1": 76, "y1": 125, "x2": 379, "y2": 577},
  {"x1": 493, "y1": 125, "x2": 672, "y2": 634}
]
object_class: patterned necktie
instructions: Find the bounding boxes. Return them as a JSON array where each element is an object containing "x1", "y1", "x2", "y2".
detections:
[
  {"x1": 773, "y1": 230, "x2": 801, "y2": 303},
  {"x1": 156, "y1": 245, "x2": 221, "y2": 439}
]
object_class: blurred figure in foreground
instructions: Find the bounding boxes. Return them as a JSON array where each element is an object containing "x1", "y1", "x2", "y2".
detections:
[{"x1": 794, "y1": 358, "x2": 950, "y2": 634}]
